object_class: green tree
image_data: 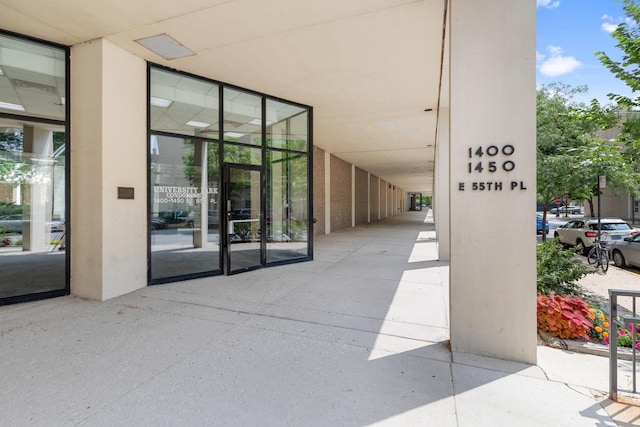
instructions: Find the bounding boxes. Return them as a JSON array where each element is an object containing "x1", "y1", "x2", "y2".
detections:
[
  {"x1": 571, "y1": 138, "x2": 640, "y2": 214},
  {"x1": 0, "y1": 128, "x2": 22, "y2": 153},
  {"x1": 537, "y1": 84, "x2": 595, "y2": 239},
  {"x1": 596, "y1": 0, "x2": 640, "y2": 108}
]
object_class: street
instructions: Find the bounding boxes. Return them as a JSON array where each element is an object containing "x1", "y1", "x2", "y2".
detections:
[{"x1": 537, "y1": 212, "x2": 640, "y2": 311}]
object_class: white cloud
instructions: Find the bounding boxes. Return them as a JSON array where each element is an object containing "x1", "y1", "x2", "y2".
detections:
[
  {"x1": 537, "y1": 0, "x2": 560, "y2": 9},
  {"x1": 601, "y1": 14, "x2": 635, "y2": 33},
  {"x1": 538, "y1": 46, "x2": 582, "y2": 77},
  {"x1": 601, "y1": 14, "x2": 618, "y2": 33}
]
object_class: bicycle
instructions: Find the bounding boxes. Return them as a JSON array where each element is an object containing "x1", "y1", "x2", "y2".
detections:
[{"x1": 587, "y1": 240, "x2": 609, "y2": 273}]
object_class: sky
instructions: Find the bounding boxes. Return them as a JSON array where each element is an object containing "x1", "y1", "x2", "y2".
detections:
[{"x1": 537, "y1": 0, "x2": 636, "y2": 105}]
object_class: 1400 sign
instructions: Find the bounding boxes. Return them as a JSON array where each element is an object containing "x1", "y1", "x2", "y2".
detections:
[{"x1": 459, "y1": 144, "x2": 527, "y2": 192}]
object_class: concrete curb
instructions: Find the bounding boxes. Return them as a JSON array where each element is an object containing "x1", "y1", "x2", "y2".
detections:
[{"x1": 539, "y1": 330, "x2": 636, "y2": 361}]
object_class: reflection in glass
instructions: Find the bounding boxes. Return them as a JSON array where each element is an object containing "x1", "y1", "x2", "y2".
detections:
[
  {"x1": 150, "y1": 135, "x2": 221, "y2": 279},
  {"x1": 223, "y1": 144, "x2": 261, "y2": 166},
  {"x1": 150, "y1": 68, "x2": 220, "y2": 139},
  {"x1": 266, "y1": 151, "x2": 309, "y2": 263},
  {"x1": 223, "y1": 88, "x2": 262, "y2": 145},
  {"x1": 0, "y1": 126, "x2": 66, "y2": 298},
  {"x1": 266, "y1": 99, "x2": 308, "y2": 152},
  {"x1": 228, "y1": 167, "x2": 262, "y2": 272},
  {"x1": 0, "y1": 34, "x2": 66, "y2": 121}
]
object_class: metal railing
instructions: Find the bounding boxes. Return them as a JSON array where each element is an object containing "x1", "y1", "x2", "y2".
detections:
[{"x1": 609, "y1": 289, "x2": 640, "y2": 401}]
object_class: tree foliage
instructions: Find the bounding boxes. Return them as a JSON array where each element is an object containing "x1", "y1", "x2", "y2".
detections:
[
  {"x1": 536, "y1": 80, "x2": 640, "y2": 237},
  {"x1": 537, "y1": 84, "x2": 594, "y2": 239},
  {"x1": 596, "y1": 0, "x2": 640, "y2": 107}
]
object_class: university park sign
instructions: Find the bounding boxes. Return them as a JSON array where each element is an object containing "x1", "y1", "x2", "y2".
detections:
[{"x1": 153, "y1": 185, "x2": 219, "y2": 204}]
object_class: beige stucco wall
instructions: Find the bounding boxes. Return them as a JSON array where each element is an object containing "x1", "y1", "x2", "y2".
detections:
[
  {"x1": 586, "y1": 190, "x2": 632, "y2": 220},
  {"x1": 71, "y1": 39, "x2": 147, "y2": 301}
]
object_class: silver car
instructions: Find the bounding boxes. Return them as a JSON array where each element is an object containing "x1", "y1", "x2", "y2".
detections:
[
  {"x1": 554, "y1": 218, "x2": 637, "y2": 255},
  {"x1": 0, "y1": 214, "x2": 64, "y2": 234},
  {"x1": 610, "y1": 233, "x2": 640, "y2": 268}
]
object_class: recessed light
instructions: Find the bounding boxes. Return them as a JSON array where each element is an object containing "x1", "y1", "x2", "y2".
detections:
[
  {"x1": 186, "y1": 120, "x2": 211, "y2": 128},
  {"x1": 136, "y1": 34, "x2": 195, "y2": 60},
  {"x1": 151, "y1": 97, "x2": 172, "y2": 108},
  {"x1": 224, "y1": 132, "x2": 245, "y2": 138},
  {"x1": 248, "y1": 118, "x2": 274, "y2": 126},
  {"x1": 0, "y1": 101, "x2": 25, "y2": 111}
]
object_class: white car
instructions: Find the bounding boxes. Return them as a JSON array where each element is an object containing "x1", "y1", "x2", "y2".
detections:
[
  {"x1": 554, "y1": 218, "x2": 638, "y2": 254},
  {"x1": 549, "y1": 205, "x2": 582, "y2": 214}
]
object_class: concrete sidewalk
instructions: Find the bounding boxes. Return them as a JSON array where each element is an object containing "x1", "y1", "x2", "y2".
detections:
[{"x1": 0, "y1": 210, "x2": 634, "y2": 426}]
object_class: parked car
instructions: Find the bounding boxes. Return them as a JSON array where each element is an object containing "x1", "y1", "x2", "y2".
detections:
[
  {"x1": 230, "y1": 208, "x2": 252, "y2": 220},
  {"x1": 151, "y1": 217, "x2": 168, "y2": 230},
  {"x1": 610, "y1": 233, "x2": 640, "y2": 268},
  {"x1": 536, "y1": 213, "x2": 549, "y2": 235},
  {"x1": 549, "y1": 205, "x2": 582, "y2": 214},
  {"x1": 554, "y1": 218, "x2": 638, "y2": 254},
  {"x1": 0, "y1": 214, "x2": 64, "y2": 234},
  {"x1": 185, "y1": 211, "x2": 220, "y2": 228}
]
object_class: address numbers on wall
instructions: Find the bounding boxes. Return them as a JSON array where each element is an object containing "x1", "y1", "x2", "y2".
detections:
[{"x1": 458, "y1": 144, "x2": 527, "y2": 192}]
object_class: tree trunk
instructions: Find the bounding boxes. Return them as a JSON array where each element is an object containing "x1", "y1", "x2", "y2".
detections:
[{"x1": 542, "y1": 203, "x2": 548, "y2": 242}]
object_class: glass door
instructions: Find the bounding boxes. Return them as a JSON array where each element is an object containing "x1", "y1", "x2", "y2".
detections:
[{"x1": 225, "y1": 165, "x2": 263, "y2": 273}]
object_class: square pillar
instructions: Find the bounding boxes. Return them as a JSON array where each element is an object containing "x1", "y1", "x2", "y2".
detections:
[
  {"x1": 449, "y1": 0, "x2": 537, "y2": 363},
  {"x1": 22, "y1": 126, "x2": 54, "y2": 252},
  {"x1": 70, "y1": 38, "x2": 147, "y2": 300}
]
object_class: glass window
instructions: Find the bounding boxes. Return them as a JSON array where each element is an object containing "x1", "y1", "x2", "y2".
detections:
[
  {"x1": 0, "y1": 34, "x2": 66, "y2": 121},
  {"x1": 266, "y1": 99, "x2": 309, "y2": 152},
  {"x1": 266, "y1": 150, "x2": 309, "y2": 263},
  {"x1": 150, "y1": 68, "x2": 219, "y2": 139},
  {"x1": 0, "y1": 124, "x2": 67, "y2": 299},
  {"x1": 223, "y1": 144, "x2": 261, "y2": 166},
  {"x1": 150, "y1": 135, "x2": 221, "y2": 280},
  {"x1": 0, "y1": 33, "x2": 67, "y2": 304},
  {"x1": 223, "y1": 88, "x2": 262, "y2": 145}
]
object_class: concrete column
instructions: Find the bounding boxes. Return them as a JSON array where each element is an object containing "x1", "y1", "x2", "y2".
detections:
[
  {"x1": 351, "y1": 165, "x2": 355, "y2": 227},
  {"x1": 324, "y1": 151, "x2": 331, "y2": 234},
  {"x1": 449, "y1": 0, "x2": 536, "y2": 363},
  {"x1": 377, "y1": 177, "x2": 381, "y2": 220},
  {"x1": 436, "y1": 104, "x2": 450, "y2": 262},
  {"x1": 193, "y1": 140, "x2": 208, "y2": 248},
  {"x1": 367, "y1": 173, "x2": 371, "y2": 223},
  {"x1": 22, "y1": 126, "x2": 53, "y2": 252},
  {"x1": 71, "y1": 38, "x2": 147, "y2": 301}
]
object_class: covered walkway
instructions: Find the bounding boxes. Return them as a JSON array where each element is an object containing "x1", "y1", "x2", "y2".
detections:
[{"x1": 0, "y1": 211, "x2": 624, "y2": 426}]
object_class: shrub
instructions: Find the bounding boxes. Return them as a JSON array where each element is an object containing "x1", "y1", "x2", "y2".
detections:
[
  {"x1": 537, "y1": 294, "x2": 595, "y2": 340},
  {"x1": 0, "y1": 202, "x2": 23, "y2": 217},
  {"x1": 537, "y1": 240, "x2": 592, "y2": 296}
]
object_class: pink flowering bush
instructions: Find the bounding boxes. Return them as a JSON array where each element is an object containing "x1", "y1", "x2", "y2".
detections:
[{"x1": 615, "y1": 324, "x2": 640, "y2": 349}]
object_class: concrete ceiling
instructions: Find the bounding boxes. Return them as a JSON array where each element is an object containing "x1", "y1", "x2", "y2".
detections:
[{"x1": 0, "y1": 0, "x2": 446, "y2": 194}]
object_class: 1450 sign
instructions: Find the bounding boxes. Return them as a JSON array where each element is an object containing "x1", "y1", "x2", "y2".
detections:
[{"x1": 458, "y1": 144, "x2": 527, "y2": 192}]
